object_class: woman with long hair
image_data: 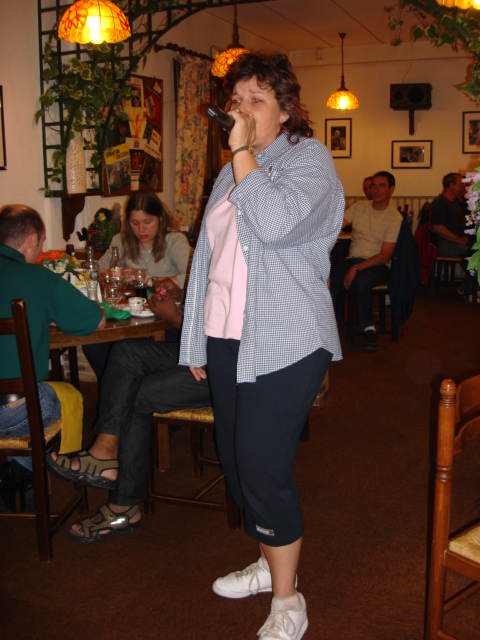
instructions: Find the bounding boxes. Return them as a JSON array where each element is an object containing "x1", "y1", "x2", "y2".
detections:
[
  {"x1": 99, "y1": 190, "x2": 191, "y2": 289},
  {"x1": 85, "y1": 191, "x2": 191, "y2": 379}
]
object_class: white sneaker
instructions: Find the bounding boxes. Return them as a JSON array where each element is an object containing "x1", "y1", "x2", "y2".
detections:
[
  {"x1": 257, "y1": 592, "x2": 308, "y2": 640},
  {"x1": 212, "y1": 557, "x2": 273, "y2": 599}
]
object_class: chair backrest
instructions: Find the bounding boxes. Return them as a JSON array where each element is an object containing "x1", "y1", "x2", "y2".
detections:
[
  {"x1": 0, "y1": 299, "x2": 45, "y2": 454},
  {"x1": 0, "y1": 298, "x2": 87, "y2": 561},
  {"x1": 426, "y1": 377, "x2": 480, "y2": 638},
  {"x1": 454, "y1": 374, "x2": 480, "y2": 454}
]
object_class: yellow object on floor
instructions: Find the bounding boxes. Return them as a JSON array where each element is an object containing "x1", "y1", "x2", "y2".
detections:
[{"x1": 45, "y1": 381, "x2": 83, "y2": 454}]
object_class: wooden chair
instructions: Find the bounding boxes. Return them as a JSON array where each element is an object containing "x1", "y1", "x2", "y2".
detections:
[
  {"x1": 425, "y1": 376, "x2": 480, "y2": 639},
  {"x1": 428, "y1": 256, "x2": 464, "y2": 299},
  {"x1": 0, "y1": 299, "x2": 87, "y2": 562},
  {"x1": 145, "y1": 407, "x2": 242, "y2": 529},
  {"x1": 146, "y1": 405, "x2": 312, "y2": 530},
  {"x1": 346, "y1": 285, "x2": 399, "y2": 345}
]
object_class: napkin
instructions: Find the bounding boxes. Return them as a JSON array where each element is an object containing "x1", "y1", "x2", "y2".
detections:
[
  {"x1": 101, "y1": 300, "x2": 131, "y2": 320},
  {"x1": 45, "y1": 381, "x2": 83, "y2": 454}
]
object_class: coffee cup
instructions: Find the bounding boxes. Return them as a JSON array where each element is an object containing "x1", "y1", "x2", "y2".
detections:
[{"x1": 128, "y1": 296, "x2": 146, "y2": 313}]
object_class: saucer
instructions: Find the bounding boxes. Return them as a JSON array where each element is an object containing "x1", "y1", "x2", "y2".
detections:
[{"x1": 130, "y1": 308, "x2": 155, "y2": 318}]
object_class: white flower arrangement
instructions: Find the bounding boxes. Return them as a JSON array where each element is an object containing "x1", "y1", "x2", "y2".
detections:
[
  {"x1": 37, "y1": 251, "x2": 80, "y2": 277},
  {"x1": 463, "y1": 168, "x2": 480, "y2": 281}
]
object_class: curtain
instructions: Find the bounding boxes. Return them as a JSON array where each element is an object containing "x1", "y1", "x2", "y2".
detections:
[{"x1": 174, "y1": 56, "x2": 210, "y2": 230}]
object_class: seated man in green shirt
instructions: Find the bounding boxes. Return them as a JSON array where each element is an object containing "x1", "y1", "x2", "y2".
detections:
[
  {"x1": 329, "y1": 171, "x2": 402, "y2": 353},
  {"x1": 0, "y1": 204, "x2": 105, "y2": 511}
]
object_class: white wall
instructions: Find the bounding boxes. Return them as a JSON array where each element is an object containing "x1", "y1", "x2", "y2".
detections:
[
  {"x1": 0, "y1": 2, "x2": 479, "y2": 249},
  {"x1": 295, "y1": 42, "x2": 479, "y2": 197},
  {"x1": 0, "y1": 0, "x2": 59, "y2": 246}
]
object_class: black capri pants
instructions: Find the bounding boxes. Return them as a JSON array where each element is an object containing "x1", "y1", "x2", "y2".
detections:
[{"x1": 206, "y1": 338, "x2": 332, "y2": 547}]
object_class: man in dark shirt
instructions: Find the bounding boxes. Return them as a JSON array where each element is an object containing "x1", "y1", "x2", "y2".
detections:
[{"x1": 430, "y1": 173, "x2": 471, "y2": 258}]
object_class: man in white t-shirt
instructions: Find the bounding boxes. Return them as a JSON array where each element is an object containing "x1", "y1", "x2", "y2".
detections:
[{"x1": 330, "y1": 171, "x2": 402, "y2": 352}]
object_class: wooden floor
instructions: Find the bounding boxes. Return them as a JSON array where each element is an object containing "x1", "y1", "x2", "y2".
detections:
[{"x1": 1, "y1": 288, "x2": 480, "y2": 639}]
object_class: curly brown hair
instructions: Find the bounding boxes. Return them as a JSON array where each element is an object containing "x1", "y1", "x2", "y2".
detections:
[
  {"x1": 224, "y1": 52, "x2": 314, "y2": 142},
  {"x1": 122, "y1": 191, "x2": 179, "y2": 263}
]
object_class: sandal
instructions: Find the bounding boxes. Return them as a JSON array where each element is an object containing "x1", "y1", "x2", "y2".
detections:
[
  {"x1": 68, "y1": 503, "x2": 141, "y2": 544},
  {"x1": 46, "y1": 450, "x2": 118, "y2": 490}
]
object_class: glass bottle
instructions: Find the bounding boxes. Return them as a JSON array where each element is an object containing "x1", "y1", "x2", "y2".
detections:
[
  {"x1": 81, "y1": 246, "x2": 99, "y2": 281},
  {"x1": 109, "y1": 246, "x2": 123, "y2": 283}
]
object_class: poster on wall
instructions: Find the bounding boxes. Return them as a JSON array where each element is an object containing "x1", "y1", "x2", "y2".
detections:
[
  {"x1": 104, "y1": 143, "x2": 131, "y2": 193},
  {"x1": 103, "y1": 74, "x2": 163, "y2": 195}
]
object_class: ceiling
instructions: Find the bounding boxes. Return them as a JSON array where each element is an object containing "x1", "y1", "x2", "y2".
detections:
[{"x1": 204, "y1": 0, "x2": 423, "y2": 51}]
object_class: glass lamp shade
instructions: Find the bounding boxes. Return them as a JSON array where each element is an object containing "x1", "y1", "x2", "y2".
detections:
[
  {"x1": 435, "y1": 0, "x2": 480, "y2": 7},
  {"x1": 326, "y1": 90, "x2": 359, "y2": 110},
  {"x1": 58, "y1": 0, "x2": 131, "y2": 45},
  {"x1": 211, "y1": 47, "x2": 249, "y2": 77}
]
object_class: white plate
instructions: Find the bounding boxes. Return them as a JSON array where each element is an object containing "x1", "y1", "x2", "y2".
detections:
[
  {"x1": 130, "y1": 308, "x2": 155, "y2": 318},
  {"x1": 116, "y1": 303, "x2": 155, "y2": 318}
]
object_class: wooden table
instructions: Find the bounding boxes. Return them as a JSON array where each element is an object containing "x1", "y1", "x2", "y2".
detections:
[{"x1": 50, "y1": 314, "x2": 170, "y2": 387}]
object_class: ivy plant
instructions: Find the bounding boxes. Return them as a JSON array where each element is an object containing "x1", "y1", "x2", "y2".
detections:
[
  {"x1": 386, "y1": 0, "x2": 480, "y2": 103},
  {"x1": 35, "y1": 0, "x2": 180, "y2": 194}
]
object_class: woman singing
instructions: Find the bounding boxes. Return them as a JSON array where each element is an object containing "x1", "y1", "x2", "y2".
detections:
[{"x1": 179, "y1": 52, "x2": 344, "y2": 640}]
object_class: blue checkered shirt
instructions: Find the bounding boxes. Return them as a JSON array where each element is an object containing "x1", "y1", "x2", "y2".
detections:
[{"x1": 179, "y1": 133, "x2": 344, "y2": 383}]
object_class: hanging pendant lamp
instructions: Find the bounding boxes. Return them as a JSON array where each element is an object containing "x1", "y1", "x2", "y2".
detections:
[
  {"x1": 58, "y1": 0, "x2": 131, "y2": 45},
  {"x1": 435, "y1": 0, "x2": 480, "y2": 8},
  {"x1": 211, "y1": 4, "x2": 249, "y2": 78},
  {"x1": 326, "y1": 33, "x2": 359, "y2": 110}
]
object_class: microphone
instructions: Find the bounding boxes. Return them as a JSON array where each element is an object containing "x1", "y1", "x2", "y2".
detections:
[{"x1": 206, "y1": 105, "x2": 235, "y2": 133}]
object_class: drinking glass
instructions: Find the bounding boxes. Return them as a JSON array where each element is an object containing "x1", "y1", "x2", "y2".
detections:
[
  {"x1": 86, "y1": 279, "x2": 98, "y2": 302},
  {"x1": 104, "y1": 283, "x2": 122, "y2": 308},
  {"x1": 133, "y1": 268, "x2": 148, "y2": 298}
]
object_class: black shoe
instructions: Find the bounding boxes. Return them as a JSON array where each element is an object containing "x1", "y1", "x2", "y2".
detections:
[
  {"x1": 0, "y1": 462, "x2": 17, "y2": 512},
  {"x1": 363, "y1": 330, "x2": 379, "y2": 352}
]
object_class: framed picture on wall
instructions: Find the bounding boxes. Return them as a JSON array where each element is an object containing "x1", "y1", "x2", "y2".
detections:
[
  {"x1": 462, "y1": 111, "x2": 480, "y2": 153},
  {"x1": 391, "y1": 140, "x2": 432, "y2": 169},
  {"x1": 325, "y1": 118, "x2": 351, "y2": 158}
]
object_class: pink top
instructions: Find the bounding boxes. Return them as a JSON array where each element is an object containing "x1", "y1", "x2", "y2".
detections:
[{"x1": 203, "y1": 192, "x2": 247, "y2": 340}]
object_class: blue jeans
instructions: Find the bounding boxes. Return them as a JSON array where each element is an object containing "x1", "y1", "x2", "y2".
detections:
[
  {"x1": 0, "y1": 383, "x2": 61, "y2": 471},
  {"x1": 330, "y1": 258, "x2": 390, "y2": 328},
  {"x1": 437, "y1": 238, "x2": 471, "y2": 259}
]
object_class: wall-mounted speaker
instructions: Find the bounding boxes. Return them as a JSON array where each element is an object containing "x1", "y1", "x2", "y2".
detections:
[{"x1": 390, "y1": 83, "x2": 432, "y2": 110}]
